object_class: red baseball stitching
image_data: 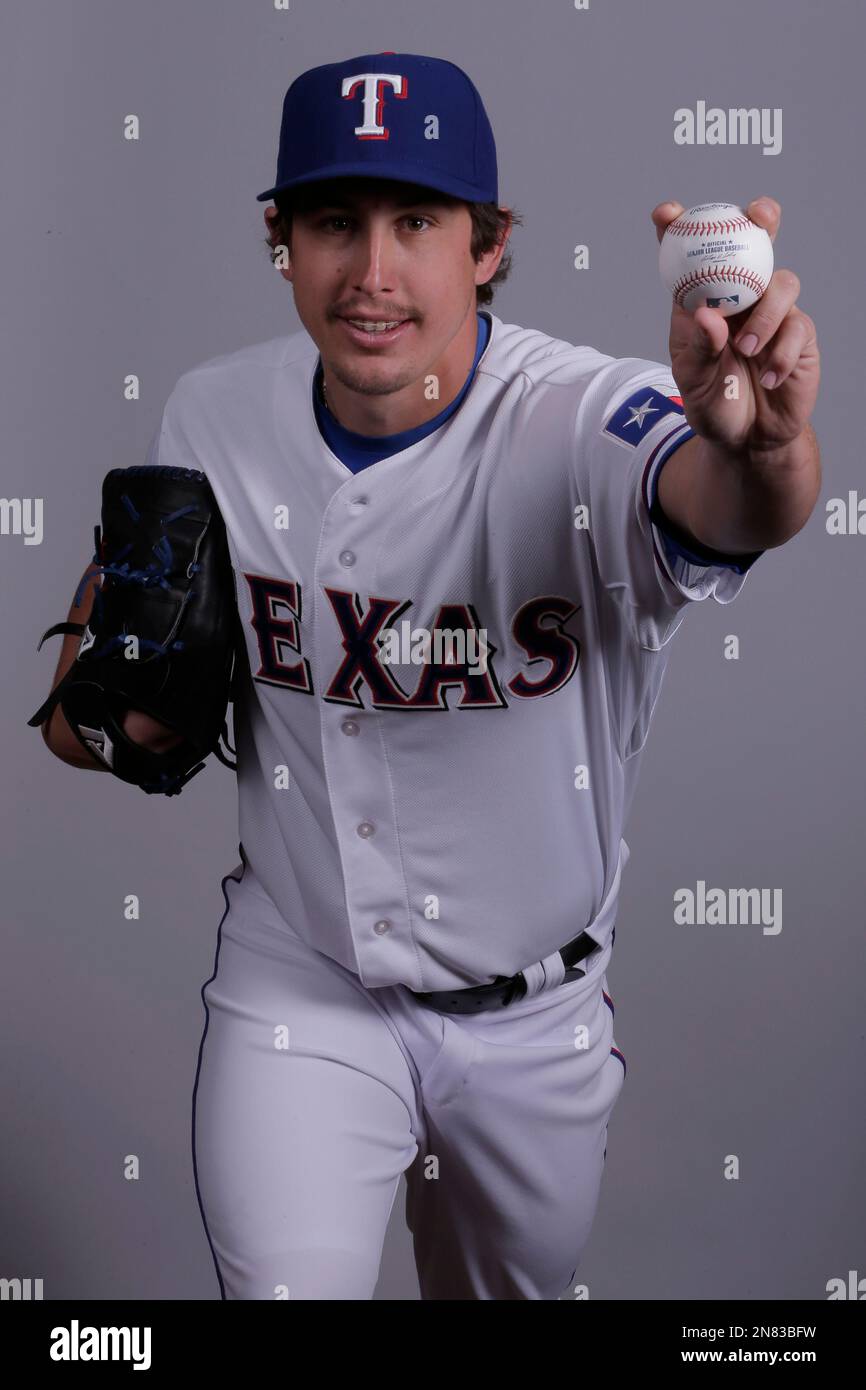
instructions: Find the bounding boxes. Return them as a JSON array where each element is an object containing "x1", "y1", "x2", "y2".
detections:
[
  {"x1": 673, "y1": 265, "x2": 768, "y2": 305},
  {"x1": 667, "y1": 215, "x2": 753, "y2": 237}
]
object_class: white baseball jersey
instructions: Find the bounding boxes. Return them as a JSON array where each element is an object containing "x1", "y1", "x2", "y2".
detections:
[{"x1": 146, "y1": 310, "x2": 762, "y2": 992}]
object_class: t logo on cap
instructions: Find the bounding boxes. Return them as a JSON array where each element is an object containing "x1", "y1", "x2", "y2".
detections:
[{"x1": 342, "y1": 71, "x2": 408, "y2": 141}]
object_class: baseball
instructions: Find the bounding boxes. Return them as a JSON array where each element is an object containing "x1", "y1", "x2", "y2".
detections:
[{"x1": 658, "y1": 201, "x2": 774, "y2": 317}]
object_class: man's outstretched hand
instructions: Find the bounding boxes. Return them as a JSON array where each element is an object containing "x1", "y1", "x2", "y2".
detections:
[{"x1": 652, "y1": 197, "x2": 820, "y2": 459}]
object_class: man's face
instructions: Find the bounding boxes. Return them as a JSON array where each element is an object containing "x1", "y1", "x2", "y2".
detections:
[{"x1": 270, "y1": 179, "x2": 498, "y2": 402}]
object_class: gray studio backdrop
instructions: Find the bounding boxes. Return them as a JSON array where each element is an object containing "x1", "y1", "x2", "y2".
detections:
[{"x1": 4, "y1": 0, "x2": 864, "y2": 1300}]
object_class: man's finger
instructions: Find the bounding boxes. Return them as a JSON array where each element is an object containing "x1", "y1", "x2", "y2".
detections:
[
  {"x1": 691, "y1": 305, "x2": 729, "y2": 357},
  {"x1": 745, "y1": 196, "x2": 781, "y2": 243},
  {"x1": 732, "y1": 267, "x2": 801, "y2": 357},
  {"x1": 652, "y1": 201, "x2": 685, "y2": 244}
]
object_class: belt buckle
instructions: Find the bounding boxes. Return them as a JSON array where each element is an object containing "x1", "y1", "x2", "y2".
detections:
[
  {"x1": 412, "y1": 928, "x2": 605, "y2": 1014},
  {"x1": 490, "y1": 971, "x2": 527, "y2": 1008}
]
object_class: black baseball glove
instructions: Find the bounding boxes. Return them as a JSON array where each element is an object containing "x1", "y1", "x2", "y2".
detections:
[{"x1": 28, "y1": 465, "x2": 242, "y2": 796}]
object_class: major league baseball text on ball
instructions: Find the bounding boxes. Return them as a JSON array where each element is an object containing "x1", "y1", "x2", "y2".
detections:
[{"x1": 658, "y1": 201, "x2": 774, "y2": 316}]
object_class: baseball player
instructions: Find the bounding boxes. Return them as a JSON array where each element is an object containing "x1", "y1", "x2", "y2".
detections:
[{"x1": 40, "y1": 52, "x2": 820, "y2": 1299}]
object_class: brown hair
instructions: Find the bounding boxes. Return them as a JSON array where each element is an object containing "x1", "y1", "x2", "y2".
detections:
[{"x1": 262, "y1": 178, "x2": 523, "y2": 307}]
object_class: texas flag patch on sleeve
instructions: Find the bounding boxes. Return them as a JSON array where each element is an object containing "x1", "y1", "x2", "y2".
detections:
[{"x1": 602, "y1": 385, "x2": 685, "y2": 450}]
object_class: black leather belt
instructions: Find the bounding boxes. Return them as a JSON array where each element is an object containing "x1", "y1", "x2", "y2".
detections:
[{"x1": 410, "y1": 926, "x2": 613, "y2": 1015}]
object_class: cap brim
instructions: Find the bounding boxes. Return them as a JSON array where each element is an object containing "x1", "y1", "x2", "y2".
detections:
[{"x1": 255, "y1": 163, "x2": 495, "y2": 205}]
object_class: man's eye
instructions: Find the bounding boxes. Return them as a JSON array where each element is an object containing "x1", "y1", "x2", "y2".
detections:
[{"x1": 319, "y1": 215, "x2": 431, "y2": 232}]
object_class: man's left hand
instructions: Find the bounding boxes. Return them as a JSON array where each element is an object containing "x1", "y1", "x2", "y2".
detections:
[{"x1": 651, "y1": 197, "x2": 820, "y2": 458}]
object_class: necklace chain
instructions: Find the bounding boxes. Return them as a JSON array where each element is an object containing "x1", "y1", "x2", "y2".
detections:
[{"x1": 321, "y1": 374, "x2": 338, "y2": 424}]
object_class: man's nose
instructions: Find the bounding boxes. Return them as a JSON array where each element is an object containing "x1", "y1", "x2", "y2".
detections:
[{"x1": 347, "y1": 221, "x2": 399, "y2": 294}]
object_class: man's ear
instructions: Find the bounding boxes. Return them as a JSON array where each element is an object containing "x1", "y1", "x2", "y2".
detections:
[
  {"x1": 264, "y1": 207, "x2": 293, "y2": 280},
  {"x1": 264, "y1": 206, "x2": 282, "y2": 241},
  {"x1": 474, "y1": 210, "x2": 511, "y2": 292}
]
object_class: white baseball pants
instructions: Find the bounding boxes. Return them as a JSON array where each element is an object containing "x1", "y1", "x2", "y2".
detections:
[{"x1": 191, "y1": 861, "x2": 627, "y2": 1300}]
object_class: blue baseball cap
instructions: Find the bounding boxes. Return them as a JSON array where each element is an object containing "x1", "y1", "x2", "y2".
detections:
[{"x1": 256, "y1": 51, "x2": 499, "y2": 205}]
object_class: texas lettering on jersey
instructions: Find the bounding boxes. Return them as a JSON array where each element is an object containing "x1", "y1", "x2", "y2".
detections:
[
  {"x1": 237, "y1": 385, "x2": 686, "y2": 711},
  {"x1": 243, "y1": 576, "x2": 582, "y2": 710}
]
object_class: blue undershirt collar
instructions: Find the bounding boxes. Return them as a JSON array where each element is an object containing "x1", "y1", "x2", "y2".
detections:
[{"x1": 312, "y1": 310, "x2": 491, "y2": 474}]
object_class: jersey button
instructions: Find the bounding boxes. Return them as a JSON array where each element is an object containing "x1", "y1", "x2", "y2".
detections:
[
  {"x1": 373, "y1": 919, "x2": 392, "y2": 936},
  {"x1": 356, "y1": 821, "x2": 375, "y2": 838},
  {"x1": 340, "y1": 719, "x2": 360, "y2": 737},
  {"x1": 339, "y1": 550, "x2": 356, "y2": 568}
]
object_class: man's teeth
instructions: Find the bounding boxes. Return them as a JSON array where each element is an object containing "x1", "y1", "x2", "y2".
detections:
[{"x1": 347, "y1": 319, "x2": 404, "y2": 333}]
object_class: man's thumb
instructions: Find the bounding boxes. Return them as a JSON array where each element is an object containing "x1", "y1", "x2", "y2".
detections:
[{"x1": 693, "y1": 318, "x2": 721, "y2": 359}]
